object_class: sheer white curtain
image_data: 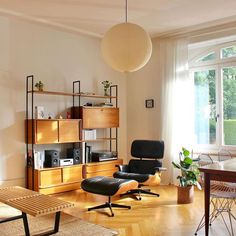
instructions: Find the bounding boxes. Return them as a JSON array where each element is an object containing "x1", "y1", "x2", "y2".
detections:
[{"x1": 157, "y1": 37, "x2": 194, "y2": 184}]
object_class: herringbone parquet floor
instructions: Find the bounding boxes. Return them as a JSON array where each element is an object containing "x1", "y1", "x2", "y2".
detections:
[{"x1": 56, "y1": 185, "x2": 235, "y2": 236}]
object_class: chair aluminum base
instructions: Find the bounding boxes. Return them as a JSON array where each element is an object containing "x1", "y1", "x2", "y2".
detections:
[{"x1": 120, "y1": 188, "x2": 160, "y2": 200}]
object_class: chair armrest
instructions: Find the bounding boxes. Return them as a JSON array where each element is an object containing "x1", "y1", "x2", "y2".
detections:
[
  {"x1": 115, "y1": 164, "x2": 129, "y2": 172},
  {"x1": 154, "y1": 167, "x2": 167, "y2": 172}
]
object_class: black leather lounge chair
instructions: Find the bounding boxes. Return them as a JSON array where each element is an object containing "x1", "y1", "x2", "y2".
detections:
[{"x1": 113, "y1": 140, "x2": 165, "y2": 200}]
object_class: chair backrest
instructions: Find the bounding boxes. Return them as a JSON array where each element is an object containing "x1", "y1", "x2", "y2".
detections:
[
  {"x1": 197, "y1": 153, "x2": 214, "y2": 167},
  {"x1": 129, "y1": 159, "x2": 162, "y2": 175},
  {"x1": 197, "y1": 153, "x2": 214, "y2": 188},
  {"x1": 131, "y1": 140, "x2": 164, "y2": 159},
  {"x1": 218, "y1": 149, "x2": 232, "y2": 162}
]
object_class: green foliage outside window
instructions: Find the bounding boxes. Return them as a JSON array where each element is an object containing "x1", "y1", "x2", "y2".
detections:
[{"x1": 221, "y1": 46, "x2": 236, "y2": 58}]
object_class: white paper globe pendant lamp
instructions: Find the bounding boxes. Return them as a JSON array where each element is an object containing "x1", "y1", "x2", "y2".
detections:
[{"x1": 101, "y1": 0, "x2": 152, "y2": 72}]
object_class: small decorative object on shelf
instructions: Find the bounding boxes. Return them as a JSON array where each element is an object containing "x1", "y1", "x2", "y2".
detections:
[
  {"x1": 67, "y1": 111, "x2": 71, "y2": 119},
  {"x1": 48, "y1": 112, "x2": 53, "y2": 119},
  {"x1": 35, "y1": 106, "x2": 45, "y2": 119},
  {"x1": 35, "y1": 80, "x2": 44, "y2": 91},
  {"x1": 101, "y1": 80, "x2": 112, "y2": 96}
]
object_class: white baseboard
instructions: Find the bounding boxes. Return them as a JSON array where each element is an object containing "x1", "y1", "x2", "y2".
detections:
[{"x1": 0, "y1": 178, "x2": 25, "y2": 187}]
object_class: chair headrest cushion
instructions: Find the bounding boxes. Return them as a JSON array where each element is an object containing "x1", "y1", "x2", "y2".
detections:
[{"x1": 131, "y1": 140, "x2": 164, "y2": 159}]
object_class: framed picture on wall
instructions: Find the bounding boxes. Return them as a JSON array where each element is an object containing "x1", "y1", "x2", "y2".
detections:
[{"x1": 145, "y1": 99, "x2": 154, "y2": 108}]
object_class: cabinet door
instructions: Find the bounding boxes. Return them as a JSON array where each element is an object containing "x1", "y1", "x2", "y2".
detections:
[
  {"x1": 62, "y1": 165, "x2": 83, "y2": 183},
  {"x1": 81, "y1": 107, "x2": 119, "y2": 128},
  {"x1": 39, "y1": 169, "x2": 62, "y2": 187},
  {"x1": 36, "y1": 120, "x2": 58, "y2": 144},
  {"x1": 58, "y1": 120, "x2": 80, "y2": 143}
]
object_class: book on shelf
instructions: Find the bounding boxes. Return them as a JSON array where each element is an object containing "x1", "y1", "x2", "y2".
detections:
[
  {"x1": 34, "y1": 150, "x2": 44, "y2": 169},
  {"x1": 82, "y1": 129, "x2": 96, "y2": 140}
]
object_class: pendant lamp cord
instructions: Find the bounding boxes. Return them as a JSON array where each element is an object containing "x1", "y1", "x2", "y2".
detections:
[{"x1": 125, "y1": 0, "x2": 128, "y2": 23}]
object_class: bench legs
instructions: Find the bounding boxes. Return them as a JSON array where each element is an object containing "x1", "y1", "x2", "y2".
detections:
[
  {"x1": 22, "y1": 213, "x2": 30, "y2": 236},
  {"x1": 0, "y1": 214, "x2": 23, "y2": 223},
  {"x1": 88, "y1": 196, "x2": 131, "y2": 217},
  {"x1": 0, "y1": 211, "x2": 61, "y2": 236}
]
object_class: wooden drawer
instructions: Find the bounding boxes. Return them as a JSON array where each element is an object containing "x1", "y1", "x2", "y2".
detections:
[
  {"x1": 39, "y1": 169, "x2": 62, "y2": 187},
  {"x1": 86, "y1": 170, "x2": 118, "y2": 178},
  {"x1": 79, "y1": 107, "x2": 119, "y2": 128},
  {"x1": 59, "y1": 120, "x2": 80, "y2": 143},
  {"x1": 39, "y1": 182, "x2": 81, "y2": 195},
  {"x1": 84, "y1": 159, "x2": 122, "y2": 178},
  {"x1": 86, "y1": 161, "x2": 120, "y2": 173},
  {"x1": 62, "y1": 165, "x2": 83, "y2": 183}
]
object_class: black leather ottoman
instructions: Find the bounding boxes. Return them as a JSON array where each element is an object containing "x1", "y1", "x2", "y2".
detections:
[{"x1": 81, "y1": 176, "x2": 138, "y2": 216}]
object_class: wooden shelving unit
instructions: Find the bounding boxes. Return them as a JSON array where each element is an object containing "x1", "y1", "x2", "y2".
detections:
[{"x1": 25, "y1": 75, "x2": 120, "y2": 195}]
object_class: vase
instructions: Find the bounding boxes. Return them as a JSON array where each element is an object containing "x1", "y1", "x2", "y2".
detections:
[
  {"x1": 104, "y1": 88, "x2": 109, "y2": 96},
  {"x1": 177, "y1": 185, "x2": 194, "y2": 204}
]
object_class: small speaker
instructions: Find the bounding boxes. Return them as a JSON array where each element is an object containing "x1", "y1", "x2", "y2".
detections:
[
  {"x1": 44, "y1": 150, "x2": 60, "y2": 167},
  {"x1": 67, "y1": 148, "x2": 81, "y2": 165}
]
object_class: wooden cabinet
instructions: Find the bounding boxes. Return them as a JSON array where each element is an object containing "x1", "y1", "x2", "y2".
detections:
[
  {"x1": 79, "y1": 107, "x2": 119, "y2": 129},
  {"x1": 26, "y1": 119, "x2": 81, "y2": 144},
  {"x1": 28, "y1": 165, "x2": 83, "y2": 195},
  {"x1": 83, "y1": 159, "x2": 122, "y2": 178}
]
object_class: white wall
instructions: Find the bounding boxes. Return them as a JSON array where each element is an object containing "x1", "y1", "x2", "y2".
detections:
[
  {"x1": 127, "y1": 39, "x2": 162, "y2": 160},
  {"x1": 0, "y1": 16, "x2": 127, "y2": 186}
]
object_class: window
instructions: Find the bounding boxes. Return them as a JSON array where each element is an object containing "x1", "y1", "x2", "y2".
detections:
[
  {"x1": 222, "y1": 66, "x2": 236, "y2": 145},
  {"x1": 196, "y1": 52, "x2": 216, "y2": 62},
  {"x1": 194, "y1": 69, "x2": 216, "y2": 145},
  {"x1": 190, "y1": 41, "x2": 236, "y2": 149},
  {"x1": 221, "y1": 46, "x2": 236, "y2": 59}
]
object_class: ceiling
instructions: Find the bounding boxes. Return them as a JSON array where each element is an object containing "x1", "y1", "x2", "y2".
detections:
[{"x1": 0, "y1": 0, "x2": 236, "y2": 38}]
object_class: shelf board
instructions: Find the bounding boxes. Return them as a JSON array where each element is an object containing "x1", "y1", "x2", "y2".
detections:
[
  {"x1": 28, "y1": 90, "x2": 75, "y2": 96},
  {"x1": 79, "y1": 94, "x2": 116, "y2": 99},
  {"x1": 28, "y1": 90, "x2": 116, "y2": 98},
  {"x1": 82, "y1": 138, "x2": 117, "y2": 142}
]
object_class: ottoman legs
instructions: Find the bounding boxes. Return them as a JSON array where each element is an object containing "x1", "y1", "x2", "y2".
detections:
[{"x1": 88, "y1": 196, "x2": 131, "y2": 217}]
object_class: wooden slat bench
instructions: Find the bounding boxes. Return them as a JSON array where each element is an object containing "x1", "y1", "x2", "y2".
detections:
[{"x1": 0, "y1": 186, "x2": 74, "y2": 236}]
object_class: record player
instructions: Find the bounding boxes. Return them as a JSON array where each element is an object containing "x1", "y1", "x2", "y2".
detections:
[{"x1": 91, "y1": 150, "x2": 117, "y2": 162}]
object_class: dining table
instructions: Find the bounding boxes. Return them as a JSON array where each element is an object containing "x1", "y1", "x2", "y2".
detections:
[{"x1": 198, "y1": 158, "x2": 236, "y2": 236}]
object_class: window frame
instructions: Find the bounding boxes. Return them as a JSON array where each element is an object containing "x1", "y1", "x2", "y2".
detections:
[{"x1": 190, "y1": 41, "x2": 236, "y2": 152}]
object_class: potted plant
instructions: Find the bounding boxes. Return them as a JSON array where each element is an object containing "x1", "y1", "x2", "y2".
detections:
[
  {"x1": 35, "y1": 81, "x2": 44, "y2": 91},
  {"x1": 172, "y1": 147, "x2": 201, "y2": 204}
]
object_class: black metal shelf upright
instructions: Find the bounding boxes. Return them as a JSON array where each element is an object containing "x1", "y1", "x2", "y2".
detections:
[{"x1": 26, "y1": 75, "x2": 35, "y2": 189}]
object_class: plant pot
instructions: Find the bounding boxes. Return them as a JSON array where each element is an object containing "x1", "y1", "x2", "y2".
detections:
[{"x1": 177, "y1": 185, "x2": 194, "y2": 204}]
